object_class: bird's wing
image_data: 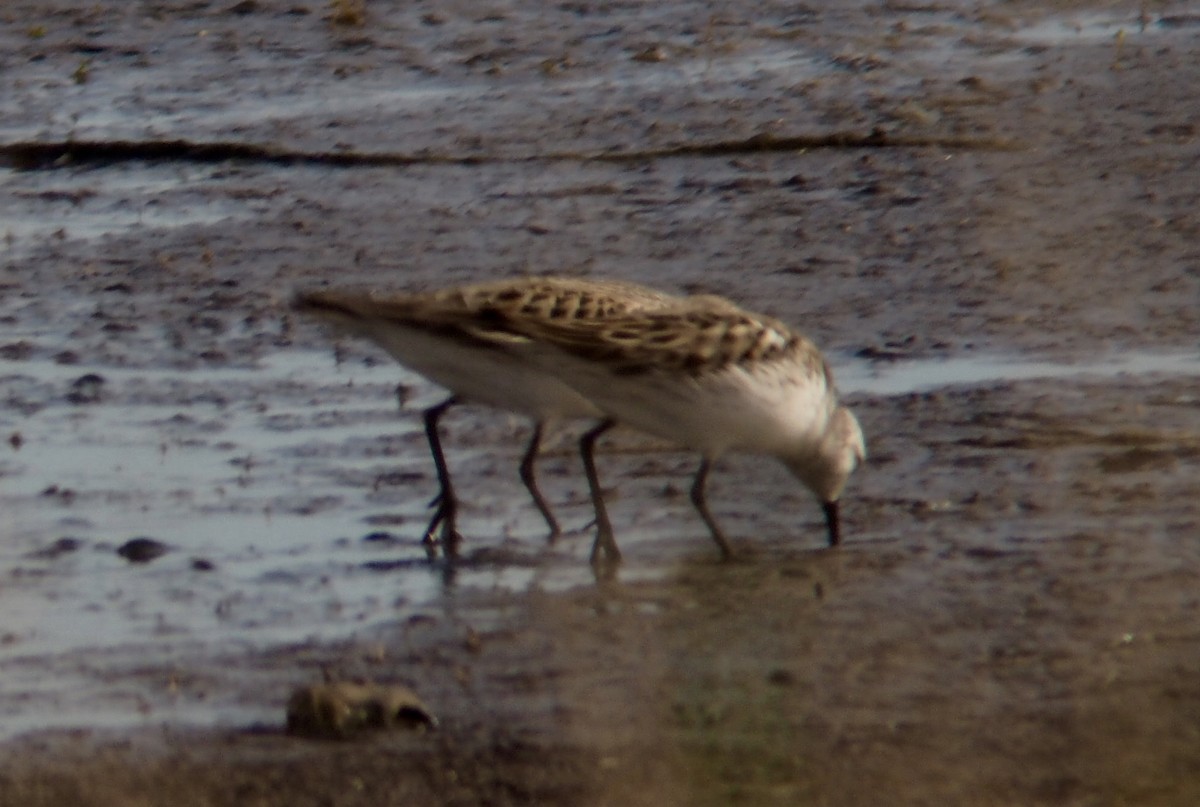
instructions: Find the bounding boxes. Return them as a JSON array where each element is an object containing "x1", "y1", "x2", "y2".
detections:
[
  {"x1": 293, "y1": 276, "x2": 681, "y2": 348},
  {"x1": 487, "y1": 296, "x2": 828, "y2": 381}
]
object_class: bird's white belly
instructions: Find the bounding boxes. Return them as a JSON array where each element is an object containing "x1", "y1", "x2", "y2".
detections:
[
  {"x1": 366, "y1": 322, "x2": 603, "y2": 419},
  {"x1": 560, "y1": 361, "x2": 831, "y2": 456}
]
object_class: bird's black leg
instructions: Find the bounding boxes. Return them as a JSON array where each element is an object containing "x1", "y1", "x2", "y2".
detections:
[
  {"x1": 822, "y1": 500, "x2": 841, "y2": 547},
  {"x1": 689, "y1": 457, "x2": 732, "y2": 560},
  {"x1": 519, "y1": 421, "x2": 562, "y2": 541},
  {"x1": 580, "y1": 419, "x2": 619, "y2": 565},
  {"x1": 421, "y1": 396, "x2": 462, "y2": 558}
]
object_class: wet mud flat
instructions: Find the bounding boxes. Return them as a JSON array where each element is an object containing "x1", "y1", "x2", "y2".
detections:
[
  {"x1": 2, "y1": 0, "x2": 1200, "y2": 804},
  {"x1": 2, "y1": 372, "x2": 1199, "y2": 806}
]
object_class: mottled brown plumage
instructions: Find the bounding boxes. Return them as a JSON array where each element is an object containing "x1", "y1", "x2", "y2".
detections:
[{"x1": 475, "y1": 295, "x2": 830, "y2": 383}]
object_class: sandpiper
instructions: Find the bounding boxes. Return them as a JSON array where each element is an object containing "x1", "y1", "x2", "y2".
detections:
[
  {"x1": 292, "y1": 277, "x2": 677, "y2": 554},
  {"x1": 471, "y1": 295, "x2": 867, "y2": 563}
]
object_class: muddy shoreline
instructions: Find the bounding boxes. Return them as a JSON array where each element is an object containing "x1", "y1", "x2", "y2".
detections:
[{"x1": 2, "y1": 0, "x2": 1199, "y2": 804}]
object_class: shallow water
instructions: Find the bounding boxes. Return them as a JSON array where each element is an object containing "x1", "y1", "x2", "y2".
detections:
[
  {"x1": 837, "y1": 349, "x2": 1200, "y2": 396},
  {"x1": 4, "y1": 344, "x2": 1197, "y2": 676},
  {"x1": 0, "y1": 345, "x2": 687, "y2": 738}
]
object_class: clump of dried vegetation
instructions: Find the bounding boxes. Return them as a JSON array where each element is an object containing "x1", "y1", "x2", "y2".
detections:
[{"x1": 329, "y1": 0, "x2": 365, "y2": 26}]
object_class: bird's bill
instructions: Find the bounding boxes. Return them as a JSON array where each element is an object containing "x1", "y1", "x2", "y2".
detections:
[{"x1": 822, "y1": 500, "x2": 840, "y2": 547}]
